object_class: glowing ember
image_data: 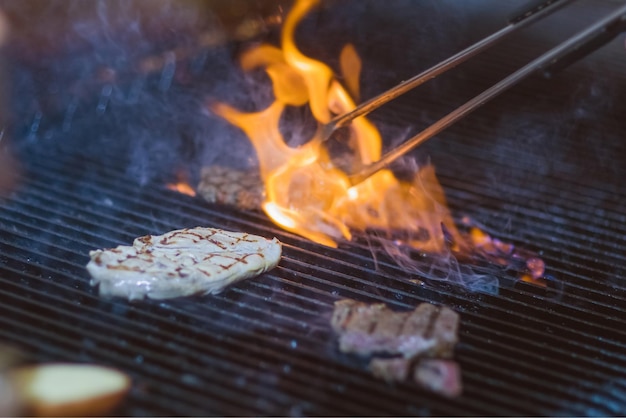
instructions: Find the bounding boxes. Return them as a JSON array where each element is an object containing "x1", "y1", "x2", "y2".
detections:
[
  {"x1": 165, "y1": 183, "x2": 196, "y2": 196},
  {"x1": 166, "y1": 181, "x2": 196, "y2": 197},
  {"x1": 211, "y1": 0, "x2": 460, "y2": 252}
]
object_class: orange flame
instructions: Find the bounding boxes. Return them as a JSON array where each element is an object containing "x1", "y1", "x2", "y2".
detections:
[
  {"x1": 211, "y1": 0, "x2": 462, "y2": 251},
  {"x1": 166, "y1": 181, "x2": 196, "y2": 197}
]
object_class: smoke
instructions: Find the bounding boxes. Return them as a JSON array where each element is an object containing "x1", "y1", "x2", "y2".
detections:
[
  {"x1": 3, "y1": 0, "x2": 285, "y2": 186},
  {"x1": 373, "y1": 233, "x2": 501, "y2": 295}
]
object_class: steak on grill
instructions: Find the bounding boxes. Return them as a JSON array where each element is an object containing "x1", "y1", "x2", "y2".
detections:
[
  {"x1": 86, "y1": 227, "x2": 282, "y2": 300},
  {"x1": 197, "y1": 165, "x2": 264, "y2": 211},
  {"x1": 332, "y1": 299, "x2": 462, "y2": 397},
  {"x1": 331, "y1": 299, "x2": 459, "y2": 358}
]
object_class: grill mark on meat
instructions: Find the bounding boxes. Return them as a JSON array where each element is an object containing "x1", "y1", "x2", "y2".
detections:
[
  {"x1": 423, "y1": 306, "x2": 440, "y2": 341},
  {"x1": 187, "y1": 231, "x2": 209, "y2": 241},
  {"x1": 331, "y1": 299, "x2": 356, "y2": 332},
  {"x1": 175, "y1": 267, "x2": 189, "y2": 278},
  {"x1": 402, "y1": 303, "x2": 436, "y2": 337},
  {"x1": 430, "y1": 307, "x2": 460, "y2": 357},
  {"x1": 208, "y1": 238, "x2": 228, "y2": 250},
  {"x1": 373, "y1": 310, "x2": 409, "y2": 339},
  {"x1": 137, "y1": 236, "x2": 151, "y2": 245},
  {"x1": 196, "y1": 267, "x2": 214, "y2": 277},
  {"x1": 106, "y1": 265, "x2": 143, "y2": 271},
  {"x1": 347, "y1": 303, "x2": 385, "y2": 334}
]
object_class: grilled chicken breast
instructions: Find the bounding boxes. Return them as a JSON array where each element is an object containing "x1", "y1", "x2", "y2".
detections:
[{"x1": 87, "y1": 227, "x2": 282, "y2": 300}]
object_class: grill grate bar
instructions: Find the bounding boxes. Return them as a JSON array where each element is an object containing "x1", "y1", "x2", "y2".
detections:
[
  {"x1": 26, "y1": 148, "x2": 626, "y2": 241},
  {"x1": 4, "y1": 192, "x2": 626, "y2": 360},
  {"x1": 15, "y1": 170, "x2": 614, "y2": 316},
  {"x1": 0, "y1": 273, "x2": 423, "y2": 415},
  {"x1": 3, "y1": 193, "x2": 620, "y2": 414},
  {"x1": 3, "y1": 212, "x2": 620, "y2": 396},
  {"x1": 9, "y1": 157, "x2": 624, "y2": 306},
  {"x1": 3, "y1": 229, "x2": 626, "y2": 391},
  {"x1": 0, "y1": 327, "x2": 224, "y2": 416},
  {"x1": 0, "y1": 306, "x2": 268, "y2": 416},
  {"x1": 18, "y1": 152, "x2": 624, "y2": 292},
  {"x1": 4, "y1": 2, "x2": 626, "y2": 414},
  {"x1": 0, "y1": 229, "x2": 504, "y2": 414},
  {"x1": 0, "y1": 272, "x2": 580, "y2": 416},
  {"x1": 22, "y1": 150, "x2": 626, "y2": 292},
  {"x1": 6, "y1": 186, "x2": 619, "y2": 352},
  {"x1": 440, "y1": 174, "x2": 626, "y2": 247},
  {"x1": 0, "y1": 269, "x2": 480, "y2": 415}
]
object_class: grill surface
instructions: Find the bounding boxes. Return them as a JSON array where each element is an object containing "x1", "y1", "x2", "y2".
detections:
[{"x1": 2, "y1": 0, "x2": 626, "y2": 415}]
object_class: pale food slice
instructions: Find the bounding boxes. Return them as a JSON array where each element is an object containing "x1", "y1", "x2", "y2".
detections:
[
  {"x1": 10, "y1": 363, "x2": 130, "y2": 417},
  {"x1": 87, "y1": 227, "x2": 282, "y2": 300}
]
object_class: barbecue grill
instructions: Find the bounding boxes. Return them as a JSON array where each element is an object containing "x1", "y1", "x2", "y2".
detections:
[{"x1": 2, "y1": 0, "x2": 626, "y2": 415}]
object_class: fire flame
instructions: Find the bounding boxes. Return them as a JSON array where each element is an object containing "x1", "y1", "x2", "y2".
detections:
[
  {"x1": 211, "y1": 0, "x2": 458, "y2": 252},
  {"x1": 166, "y1": 170, "x2": 196, "y2": 197},
  {"x1": 166, "y1": 181, "x2": 196, "y2": 197},
  {"x1": 211, "y1": 0, "x2": 461, "y2": 252},
  {"x1": 202, "y1": 0, "x2": 549, "y2": 290}
]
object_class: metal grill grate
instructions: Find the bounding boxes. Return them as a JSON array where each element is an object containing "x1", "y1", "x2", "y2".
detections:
[{"x1": 2, "y1": 0, "x2": 626, "y2": 415}]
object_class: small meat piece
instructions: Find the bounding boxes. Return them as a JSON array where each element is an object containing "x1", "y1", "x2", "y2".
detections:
[
  {"x1": 414, "y1": 360, "x2": 462, "y2": 398},
  {"x1": 370, "y1": 357, "x2": 463, "y2": 397},
  {"x1": 369, "y1": 357, "x2": 411, "y2": 382},
  {"x1": 429, "y1": 306, "x2": 460, "y2": 358},
  {"x1": 87, "y1": 227, "x2": 281, "y2": 300},
  {"x1": 330, "y1": 299, "x2": 359, "y2": 332},
  {"x1": 331, "y1": 299, "x2": 459, "y2": 358},
  {"x1": 197, "y1": 165, "x2": 264, "y2": 211},
  {"x1": 401, "y1": 303, "x2": 437, "y2": 335}
]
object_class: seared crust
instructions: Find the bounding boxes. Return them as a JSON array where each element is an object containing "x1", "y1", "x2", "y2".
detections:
[{"x1": 87, "y1": 227, "x2": 282, "y2": 300}]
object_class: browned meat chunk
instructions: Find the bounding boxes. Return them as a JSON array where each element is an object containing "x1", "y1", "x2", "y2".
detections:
[
  {"x1": 331, "y1": 299, "x2": 459, "y2": 358},
  {"x1": 332, "y1": 299, "x2": 462, "y2": 397},
  {"x1": 414, "y1": 359, "x2": 462, "y2": 398},
  {"x1": 369, "y1": 357, "x2": 462, "y2": 397},
  {"x1": 369, "y1": 357, "x2": 411, "y2": 382},
  {"x1": 197, "y1": 165, "x2": 264, "y2": 211}
]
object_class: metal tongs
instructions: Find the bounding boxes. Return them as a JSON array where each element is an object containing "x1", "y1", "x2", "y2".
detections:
[{"x1": 325, "y1": 0, "x2": 626, "y2": 185}]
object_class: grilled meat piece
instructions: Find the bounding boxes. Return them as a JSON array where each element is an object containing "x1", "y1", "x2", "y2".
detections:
[
  {"x1": 197, "y1": 165, "x2": 264, "y2": 211},
  {"x1": 369, "y1": 357, "x2": 462, "y2": 397},
  {"x1": 369, "y1": 357, "x2": 411, "y2": 382},
  {"x1": 87, "y1": 227, "x2": 281, "y2": 300},
  {"x1": 331, "y1": 299, "x2": 459, "y2": 358},
  {"x1": 414, "y1": 359, "x2": 462, "y2": 398},
  {"x1": 333, "y1": 299, "x2": 462, "y2": 397}
]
